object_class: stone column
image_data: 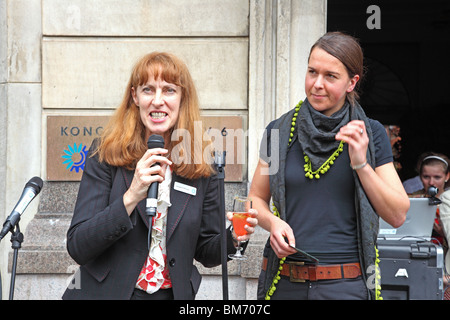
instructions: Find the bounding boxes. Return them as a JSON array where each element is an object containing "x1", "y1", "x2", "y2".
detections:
[
  {"x1": 248, "y1": 0, "x2": 326, "y2": 177},
  {"x1": 0, "y1": 0, "x2": 42, "y2": 298}
]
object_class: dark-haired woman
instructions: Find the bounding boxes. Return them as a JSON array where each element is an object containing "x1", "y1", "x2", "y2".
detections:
[{"x1": 251, "y1": 32, "x2": 409, "y2": 300}]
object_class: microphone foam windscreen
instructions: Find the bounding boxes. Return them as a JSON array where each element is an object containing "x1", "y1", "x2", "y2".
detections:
[
  {"x1": 147, "y1": 135, "x2": 165, "y2": 149},
  {"x1": 26, "y1": 176, "x2": 43, "y2": 193}
]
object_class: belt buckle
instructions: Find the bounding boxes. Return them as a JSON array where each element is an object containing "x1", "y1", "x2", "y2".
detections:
[{"x1": 289, "y1": 261, "x2": 305, "y2": 283}]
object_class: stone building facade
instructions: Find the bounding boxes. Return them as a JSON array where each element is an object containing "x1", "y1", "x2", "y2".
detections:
[{"x1": 0, "y1": 0, "x2": 326, "y2": 299}]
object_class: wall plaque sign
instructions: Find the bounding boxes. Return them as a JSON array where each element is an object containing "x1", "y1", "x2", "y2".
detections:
[
  {"x1": 46, "y1": 116, "x2": 108, "y2": 181},
  {"x1": 46, "y1": 115, "x2": 244, "y2": 182}
]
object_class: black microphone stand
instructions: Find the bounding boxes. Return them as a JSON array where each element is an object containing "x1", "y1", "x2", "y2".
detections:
[
  {"x1": 8, "y1": 222, "x2": 24, "y2": 300},
  {"x1": 214, "y1": 151, "x2": 228, "y2": 300}
]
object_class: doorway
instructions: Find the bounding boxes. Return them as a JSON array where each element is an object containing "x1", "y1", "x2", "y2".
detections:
[{"x1": 328, "y1": 0, "x2": 450, "y2": 180}]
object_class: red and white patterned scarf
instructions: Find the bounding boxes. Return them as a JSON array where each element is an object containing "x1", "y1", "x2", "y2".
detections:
[{"x1": 136, "y1": 167, "x2": 172, "y2": 293}]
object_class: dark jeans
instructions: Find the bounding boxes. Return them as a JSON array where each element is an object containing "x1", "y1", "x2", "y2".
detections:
[{"x1": 257, "y1": 270, "x2": 368, "y2": 300}]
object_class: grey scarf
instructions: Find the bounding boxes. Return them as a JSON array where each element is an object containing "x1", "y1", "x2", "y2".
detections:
[{"x1": 297, "y1": 99, "x2": 351, "y2": 171}]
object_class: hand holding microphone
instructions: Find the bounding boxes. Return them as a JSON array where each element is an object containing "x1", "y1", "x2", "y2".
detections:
[
  {"x1": 145, "y1": 135, "x2": 165, "y2": 217},
  {"x1": 122, "y1": 135, "x2": 172, "y2": 216}
]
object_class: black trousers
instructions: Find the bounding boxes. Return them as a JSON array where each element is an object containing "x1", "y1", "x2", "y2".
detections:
[
  {"x1": 130, "y1": 288, "x2": 174, "y2": 300},
  {"x1": 258, "y1": 270, "x2": 368, "y2": 300}
]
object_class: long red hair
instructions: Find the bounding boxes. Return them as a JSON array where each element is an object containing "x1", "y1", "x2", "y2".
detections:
[{"x1": 96, "y1": 52, "x2": 215, "y2": 179}]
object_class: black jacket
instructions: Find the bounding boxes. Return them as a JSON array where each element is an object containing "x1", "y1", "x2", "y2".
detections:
[{"x1": 63, "y1": 142, "x2": 236, "y2": 299}]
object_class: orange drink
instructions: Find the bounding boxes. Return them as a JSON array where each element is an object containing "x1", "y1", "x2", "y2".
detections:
[
  {"x1": 232, "y1": 212, "x2": 250, "y2": 236},
  {"x1": 229, "y1": 196, "x2": 252, "y2": 260}
]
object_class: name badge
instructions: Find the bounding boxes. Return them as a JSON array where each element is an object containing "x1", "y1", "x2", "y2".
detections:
[{"x1": 174, "y1": 182, "x2": 197, "y2": 196}]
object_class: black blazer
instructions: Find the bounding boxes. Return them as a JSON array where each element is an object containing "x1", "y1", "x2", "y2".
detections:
[{"x1": 62, "y1": 142, "x2": 237, "y2": 300}]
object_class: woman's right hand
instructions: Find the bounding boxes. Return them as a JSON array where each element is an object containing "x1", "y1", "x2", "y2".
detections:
[
  {"x1": 248, "y1": 159, "x2": 297, "y2": 259},
  {"x1": 269, "y1": 218, "x2": 297, "y2": 259},
  {"x1": 123, "y1": 148, "x2": 172, "y2": 215}
]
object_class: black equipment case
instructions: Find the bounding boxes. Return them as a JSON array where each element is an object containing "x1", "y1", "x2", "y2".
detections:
[{"x1": 377, "y1": 239, "x2": 444, "y2": 300}]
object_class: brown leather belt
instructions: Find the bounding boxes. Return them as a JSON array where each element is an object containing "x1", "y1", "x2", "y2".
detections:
[{"x1": 262, "y1": 257, "x2": 361, "y2": 282}]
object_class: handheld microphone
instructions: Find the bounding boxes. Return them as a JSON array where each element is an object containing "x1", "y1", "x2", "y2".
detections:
[
  {"x1": 0, "y1": 176, "x2": 43, "y2": 241},
  {"x1": 146, "y1": 135, "x2": 165, "y2": 217}
]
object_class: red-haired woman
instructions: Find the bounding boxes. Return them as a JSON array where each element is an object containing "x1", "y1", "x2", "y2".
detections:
[{"x1": 63, "y1": 52, "x2": 257, "y2": 300}]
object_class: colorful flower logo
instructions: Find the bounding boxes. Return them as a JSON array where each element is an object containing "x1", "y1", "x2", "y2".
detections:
[{"x1": 62, "y1": 143, "x2": 88, "y2": 173}]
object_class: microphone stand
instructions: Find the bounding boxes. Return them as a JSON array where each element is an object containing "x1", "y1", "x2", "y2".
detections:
[
  {"x1": 214, "y1": 151, "x2": 228, "y2": 300},
  {"x1": 8, "y1": 222, "x2": 24, "y2": 300}
]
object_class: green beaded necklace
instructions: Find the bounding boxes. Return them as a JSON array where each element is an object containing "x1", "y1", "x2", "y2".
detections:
[{"x1": 290, "y1": 100, "x2": 345, "y2": 180}]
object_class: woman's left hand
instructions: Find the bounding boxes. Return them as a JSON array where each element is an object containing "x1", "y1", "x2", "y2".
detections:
[
  {"x1": 335, "y1": 120, "x2": 369, "y2": 168},
  {"x1": 227, "y1": 209, "x2": 258, "y2": 242}
]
